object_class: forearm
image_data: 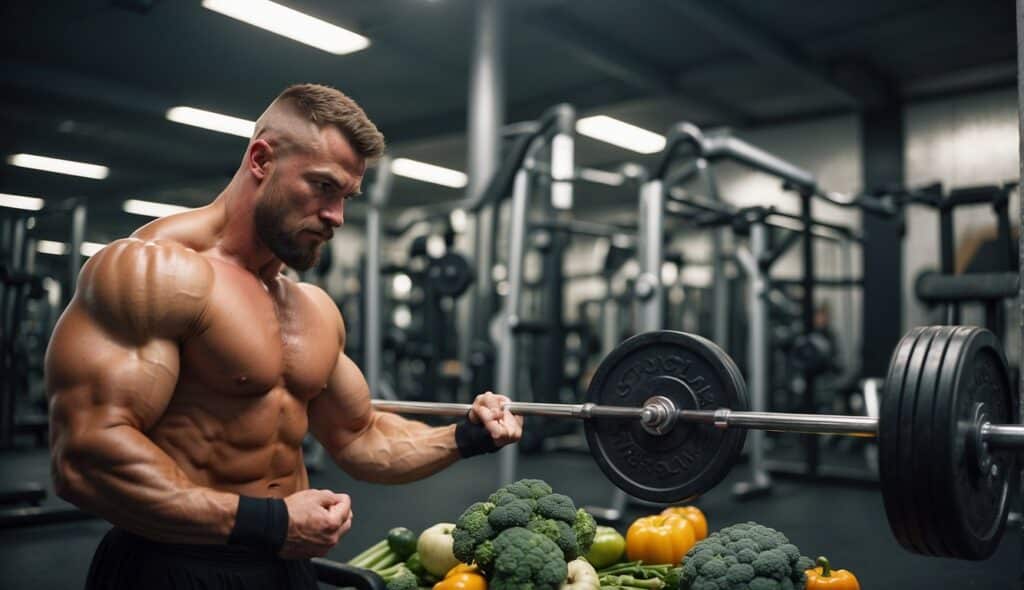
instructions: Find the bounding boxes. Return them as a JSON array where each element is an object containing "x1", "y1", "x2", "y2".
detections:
[
  {"x1": 330, "y1": 413, "x2": 460, "y2": 484},
  {"x1": 54, "y1": 423, "x2": 238, "y2": 544}
]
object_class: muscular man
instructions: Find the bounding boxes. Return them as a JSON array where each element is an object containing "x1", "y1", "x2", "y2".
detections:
[{"x1": 46, "y1": 84, "x2": 523, "y2": 590}]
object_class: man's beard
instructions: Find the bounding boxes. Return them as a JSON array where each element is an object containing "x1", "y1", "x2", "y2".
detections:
[{"x1": 253, "y1": 180, "x2": 321, "y2": 271}]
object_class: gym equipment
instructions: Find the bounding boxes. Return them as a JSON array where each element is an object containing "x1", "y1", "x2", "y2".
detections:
[
  {"x1": 372, "y1": 324, "x2": 1020, "y2": 561},
  {"x1": 426, "y1": 252, "x2": 474, "y2": 298},
  {"x1": 906, "y1": 182, "x2": 1018, "y2": 341}
]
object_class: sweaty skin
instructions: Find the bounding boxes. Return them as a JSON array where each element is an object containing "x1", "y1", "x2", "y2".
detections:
[{"x1": 45, "y1": 98, "x2": 522, "y2": 555}]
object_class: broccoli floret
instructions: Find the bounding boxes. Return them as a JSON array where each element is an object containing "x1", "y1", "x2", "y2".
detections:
[
  {"x1": 725, "y1": 563, "x2": 755, "y2": 586},
  {"x1": 752, "y1": 549, "x2": 791, "y2": 580},
  {"x1": 489, "y1": 498, "x2": 535, "y2": 530},
  {"x1": 488, "y1": 490, "x2": 521, "y2": 506},
  {"x1": 503, "y1": 479, "x2": 554, "y2": 500},
  {"x1": 572, "y1": 508, "x2": 596, "y2": 553},
  {"x1": 454, "y1": 502, "x2": 496, "y2": 562},
  {"x1": 535, "y1": 493, "x2": 577, "y2": 523},
  {"x1": 474, "y1": 539, "x2": 496, "y2": 572},
  {"x1": 679, "y1": 522, "x2": 812, "y2": 590},
  {"x1": 490, "y1": 527, "x2": 568, "y2": 590},
  {"x1": 385, "y1": 567, "x2": 418, "y2": 590},
  {"x1": 527, "y1": 517, "x2": 579, "y2": 560}
]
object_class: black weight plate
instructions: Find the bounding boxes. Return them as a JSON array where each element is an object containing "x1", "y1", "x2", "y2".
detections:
[
  {"x1": 897, "y1": 326, "x2": 943, "y2": 555},
  {"x1": 932, "y1": 327, "x2": 1013, "y2": 560},
  {"x1": 879, "y1": 326, "x2": 927, "y2": 553},
  {"x1": 910, "y1": 326, "x2": 957, "y2": 557},
  {"x1": 584, "y1": 330, "x2": 748, "y2": 503},
  {"x1": 426, "y1": 253, "x2": 474, "y2": 298}
]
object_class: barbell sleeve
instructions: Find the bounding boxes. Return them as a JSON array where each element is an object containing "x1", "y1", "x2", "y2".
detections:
[{"x1": 981, "y1": 424, "x2": 1024, "y2": 449}]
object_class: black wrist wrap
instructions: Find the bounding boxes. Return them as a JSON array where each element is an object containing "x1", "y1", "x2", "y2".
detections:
[
  {"x1": 455, "y1": 419, "x2": 499, "y2": 458},
  {"x1": 228, "y1": 496, "x2": 289, "y2": 552}
]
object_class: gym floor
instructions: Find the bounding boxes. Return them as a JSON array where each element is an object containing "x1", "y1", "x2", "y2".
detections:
[{"x1": 1, "y1": 437, "x2": 1017, "y2": 589}]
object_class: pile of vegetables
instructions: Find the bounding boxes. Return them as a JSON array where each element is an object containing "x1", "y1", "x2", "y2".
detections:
[{"x1": 347, "y1": 492, "x2": 860, "y2": 590}]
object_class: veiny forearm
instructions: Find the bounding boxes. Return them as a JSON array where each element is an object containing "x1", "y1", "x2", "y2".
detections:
[
  {"x1": 331, "y1": 413, "x2": 460, "y2": 484},
  {"x1": 54, "y1": 422, "x2": 238, "y2": 544}
]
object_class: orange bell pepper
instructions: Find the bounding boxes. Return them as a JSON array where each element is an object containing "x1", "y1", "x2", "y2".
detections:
[
  {"x1": 434, "y1": 564, "x2": 487, "y2": 590},
  {"x1": 659, "y1": 506, "x2": 708, "y2": 540},
  {"x1": 625, "y1": 514, "x2": 696, "y2": 565},
  {"x1": 805, "y1": 556, "x2": 860, "y2": 589}
]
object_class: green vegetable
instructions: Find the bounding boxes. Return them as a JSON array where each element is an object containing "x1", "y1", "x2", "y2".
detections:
[
  {"x1": 596, "y1": 560, "x2": 682, "y2": 590},
  {"x1": 679, "y1": 522, "x2": 813, "y2": 590},
  {"x1": 404, "y1": 553, "x2": 426, "y2": 578},
  {"x1": 349, "y1": 539, "x2": 400, "y2": 571},
  {"x1": 455, "y1": 479, "x2": 596, "y2": 567},
  {"x1": 388, "y1": 527, "x2": 419, "y2": 560},
  {"x1": 489, "y1": 499, "x2": 536, "y2": 529},
  {"x1": 586, "y1": 526, "x2": 625, "y2": 569},
  {"x1": 489, "y1": 527, "x2": 568, "y2": 590},
  {"x1": 385, "y1": 566, "x2": 419, "y2": 590},
  {"x1": 573, "y1": 508, "x2": 597, "y2": 552}
]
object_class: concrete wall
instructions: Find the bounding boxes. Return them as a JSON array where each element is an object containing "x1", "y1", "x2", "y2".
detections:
[{"x1": 903, "y1": 88, "x2": 1019, "y2": 361}]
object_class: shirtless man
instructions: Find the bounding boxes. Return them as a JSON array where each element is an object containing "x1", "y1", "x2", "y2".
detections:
[{"x1": 45, "y1": 84, "x2": 523, "y2": 590}]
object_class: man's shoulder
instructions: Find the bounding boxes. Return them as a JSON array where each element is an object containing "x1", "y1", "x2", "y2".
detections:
[
  {"x1": 78, "y1": 238, "x2": 214, "y2": 341},
  {"x1": 290, "y1": 280, "x2": 345, "y2": 337}
]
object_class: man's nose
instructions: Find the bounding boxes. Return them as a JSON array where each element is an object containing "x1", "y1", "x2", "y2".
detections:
[{"x1": 320, "y1": 200, "x2": 344, "y2": 227}]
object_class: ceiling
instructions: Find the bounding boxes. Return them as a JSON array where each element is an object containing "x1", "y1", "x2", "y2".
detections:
[{"x1": 0, "y1": 0, "x2": 1016, "y2": 246}]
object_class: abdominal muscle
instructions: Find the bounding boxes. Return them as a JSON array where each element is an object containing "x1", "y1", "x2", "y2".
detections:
[{"x1": 148, "y1": 384, "x2": 312, "y2": 498}]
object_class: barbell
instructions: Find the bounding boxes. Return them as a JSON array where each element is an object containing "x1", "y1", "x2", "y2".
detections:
[{"x1": 371, "y1": 326, "x2": 1018, "y2": 561}]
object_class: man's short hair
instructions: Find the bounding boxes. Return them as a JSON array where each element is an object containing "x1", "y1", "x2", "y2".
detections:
[{"x1": 274, "y1": 83, "x2": 386, "y2": 161}]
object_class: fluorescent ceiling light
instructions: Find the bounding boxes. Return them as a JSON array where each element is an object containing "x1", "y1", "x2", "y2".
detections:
[
  {"x1": 123, "y1": 199, "x2": 194, "y2": 218},
  {"x1": 166, "y1": 106, "x2": 255, "y2": 138},
  {"x1": 8, "y1": 154, "x2": 109, "y2": 180},
  {"x1": 36, "y1": 240, "x2": 108, "y2": 257},
  {"x1": 81, "y1": 242, "x2": 107, "y2": 257},
  {"x1": 37, "y1": 240, "x2": 69, "y2": 256},
  {"x1": 391, "y1": 158, "x2": 468, "y2": 189},
  {"x1": 576, "y1": 115, "x2": 666, "y2": 154},
  {"x1": 0, "y1": 192, "x2": 44, "y2": 211},
  {"x1": 202, "y1": 0, "x2": 370, "y2": 55},
  {"x1": 578, "y1": 167, "x2": 625, "y2": 187}
]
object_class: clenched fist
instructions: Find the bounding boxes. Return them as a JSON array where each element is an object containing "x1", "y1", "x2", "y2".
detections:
[{"x1": 278, "y1": 489, "x2": 353, "y2": 559}]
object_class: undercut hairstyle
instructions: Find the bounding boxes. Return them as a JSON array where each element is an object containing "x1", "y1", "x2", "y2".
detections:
[{"x1": 273, "y1": 83, "x2": 386, "y2": 161}]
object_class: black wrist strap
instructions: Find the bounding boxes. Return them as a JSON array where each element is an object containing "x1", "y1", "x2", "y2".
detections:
[
  {"x1": 228, "y1": 496, "x2": 289, "y2": 552},
  {"x1": 455, "y1": 419, "x2": 499, "y2": 458}
]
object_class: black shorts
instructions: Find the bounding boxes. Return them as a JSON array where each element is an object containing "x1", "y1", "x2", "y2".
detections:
[{"x1": 85, "y1": 527, "x2": 318, "y2": 590}]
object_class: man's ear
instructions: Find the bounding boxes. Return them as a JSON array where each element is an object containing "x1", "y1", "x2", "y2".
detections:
[{"x1": 247, "y1": 139, "x2": 273, "y2": 182}]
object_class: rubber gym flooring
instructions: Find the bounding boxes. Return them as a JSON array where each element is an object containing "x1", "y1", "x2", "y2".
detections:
[{"x1": 0, "y1": 436, "x2": 1018, "y2": 589}]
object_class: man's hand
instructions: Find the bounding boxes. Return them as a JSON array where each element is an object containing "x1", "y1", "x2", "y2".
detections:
[
  {"x1": 467, "y1": 392, "x2": 523, "y2": 448},
  {"x1": 279, "y1": 489, "x2": 353, "y2": 559}
]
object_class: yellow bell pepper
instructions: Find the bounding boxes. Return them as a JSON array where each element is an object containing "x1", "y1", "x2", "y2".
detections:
[
  {"x1": 434, "y1": 563, "x2": 487, "y2": 590},
  {"x1": 659, "y1": 506, "x2": 708, "y2": 540},
  {"x1": 805, "y1": 556, "x2": 860, "y2": 589},
  {"x1": 625, "y1": 514, "x2": 696, "y2": 565}
]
